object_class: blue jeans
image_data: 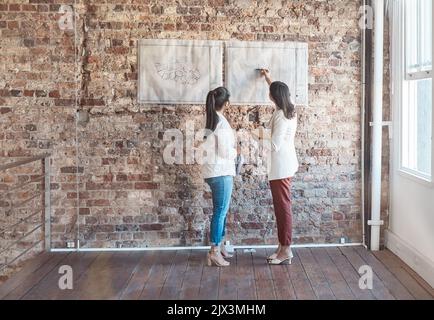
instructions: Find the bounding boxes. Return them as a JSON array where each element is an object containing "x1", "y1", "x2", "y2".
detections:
[{"x1": 205, "y1": 176, "x2": 234, "y2": 246}]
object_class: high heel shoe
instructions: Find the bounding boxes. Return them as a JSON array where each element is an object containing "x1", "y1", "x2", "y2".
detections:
[
  {"x1": 267, "y1": 249, "x2": 279, "y2": 261},
  {"x1": 207, "y1": 249, "x2": 230, "y2": 267},
  {"x1": 267, "y1": 245, "x2": 287, "y2": 261},
  {"x1": 268, "y1": 250, "x2": 294, "y2": 265}
]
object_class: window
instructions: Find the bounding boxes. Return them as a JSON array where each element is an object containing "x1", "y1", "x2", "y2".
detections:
[{"x1": 401, "y1": 0, "x2": 433, "y2": 179}]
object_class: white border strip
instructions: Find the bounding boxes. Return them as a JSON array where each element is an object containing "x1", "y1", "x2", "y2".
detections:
[{"x1": 49, "y1": 242, "x2": 364, "y2": 252}]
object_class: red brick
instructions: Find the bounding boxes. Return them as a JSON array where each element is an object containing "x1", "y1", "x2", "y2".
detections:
[
  {"x1": 9, "y1": 4, "x2": 21, "y2": 11},
  {"x1": 263, "y1": 26, "x2": 274, "y2": 33},
  {"x1": 333, "y1": 212, "x2": 344, "y2": 221},
  {"x1": 79, "y1": 208, "x2": 90, "y2": 215},
  {"x1": 37, "y1": 4, "x2": 48, "y2": 12},
  {"x1": 87, "y1": 199, "x2": 110, "y2": 207},
  {"x1": 201, "y1": 24, "x2": 212, "y2": 31},
  {"x1": 128, "y1": 174, "x2": 151, "y2": 181},
  {"x1": 67, "y1": 192, "x2": 77, "y2": 199},
  {"x1": 163, "y1": 23, "x2": 175, "y2": 31},
  {"x1": 135, "y1": 182, "x2": 159, "y2": 190},
  {"x1": 24, "y1": 90, "x2": 35, "y2": 97},
  {"x1": 61, "y1": 166, "x2": 84, "y2": 174},
  {"x1": 81, "y1": 98, "x2": 105, "y2": 106},
  {"x1": 22, "y1": 4, "x2": 37, "y2": 11},
  {"x1": 55, "y1": 99, "x2": 74, "y2": 106},
  {"x1": 241, "y1": 222, "x2": 264, "y2": 230},
  {"x1": 29, "y1": 0, "x2": 52, "y2": 3},
  {"x1": 125, "y1": 72, "x2": 137, "y2": 80},
  {"x1": 7, "y1": 21, "x2": 19, "y2": 29},
  {"x1": 208, "y1": 0, "x2": 224, "y2": 6},
  {"x1": 0, "y1": 90, "x2": 10, "y2": 97},
  {"x1": 176, "y1": 22, "x2": 188, "y2": 30},
  {"x1": 140, "y1": 224, "x2": 164, "y2": 231},
  {"x1": 102, "y1": 158, "x2": 116, "y2": 165},
  {"x1": 48, "y1": 90, "x2": 60, "y2": 98},
  {"x1": 61, "y1": 183, "x2": 78, "y2": 191},
  {"x1": 103, "y1": 174, "x2": 114, "y2": 182}
]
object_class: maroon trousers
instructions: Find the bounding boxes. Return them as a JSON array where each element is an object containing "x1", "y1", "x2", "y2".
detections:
[{"x1": 269, "y1": 177, "x2": 292, "y2": 246}]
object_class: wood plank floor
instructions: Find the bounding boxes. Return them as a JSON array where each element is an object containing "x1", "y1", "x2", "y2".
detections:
[{"x1": 0, "y1": 246, "x2": 432, "y2": 300}]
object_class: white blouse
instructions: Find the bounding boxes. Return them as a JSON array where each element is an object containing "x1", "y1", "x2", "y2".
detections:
[
  {"x1": 201, "y1": 112, "x2": 237, "y2": 179},
  {"x1": 265, "y1": 109, "x2": 299, "y2": 181}
]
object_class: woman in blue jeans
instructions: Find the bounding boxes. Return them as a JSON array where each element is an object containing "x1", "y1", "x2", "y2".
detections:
[{"x1": 202, "y1": 87, "x2": 237, "y2": 267}]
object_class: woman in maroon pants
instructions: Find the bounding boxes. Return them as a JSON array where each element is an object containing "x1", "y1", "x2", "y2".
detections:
[{"x1": 258, "y1": 69, "x2": 299, "y2": 265}]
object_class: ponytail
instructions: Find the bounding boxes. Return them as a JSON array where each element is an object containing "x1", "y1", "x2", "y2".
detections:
[
  {"x1": 205, "y1": 87, "x2": 230, "y2": 134},
  {"x1": 205, "y1": 91, "x2": 219, "y2": 133}
]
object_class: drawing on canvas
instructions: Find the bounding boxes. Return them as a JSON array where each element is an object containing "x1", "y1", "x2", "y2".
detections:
[
  {"x1": 154, "y1": 60, "x2": 201, "y2": 86},
  {"x1": 226, "y1": 41, "x2": 308, "y2": 105},
  {"x1": 138, "y1": 39, "x2": 223, "y2": 104}
]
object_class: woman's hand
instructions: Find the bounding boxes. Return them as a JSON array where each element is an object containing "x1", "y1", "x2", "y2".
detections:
[{"x1": 259, "y1": 69, "x2": 272, "y2": 86}]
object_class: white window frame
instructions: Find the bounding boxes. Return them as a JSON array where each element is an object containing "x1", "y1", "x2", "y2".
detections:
[{"x1": 393, "y1": 0, "x2": 433, "y2": 185}]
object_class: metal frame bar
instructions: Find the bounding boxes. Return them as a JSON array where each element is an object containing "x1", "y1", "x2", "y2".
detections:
[
  {"x1": 0, "y1": 209, "x2": 41, "y2": 233},
  {"x1": 0, "y1": 153, "x2": 51, "y2": 274},
  {"x1": 0, "y1": 175, "x2": 44, "y2": 198},
  {"x1": 7, "y1": 192, "x2": 41, "y2": 210},
  {"x1": 43, "y1": 158, "x2": 51, "y2": 251},
  {"x1": 0, "y1": 153, "x2": 50, "y2": 172},
  {"x1": 0, "y1": 224, "x2": 43, "y2": 256},
  {"x1": 0, "y1": 240, "x2": 43, "y2": 272}
]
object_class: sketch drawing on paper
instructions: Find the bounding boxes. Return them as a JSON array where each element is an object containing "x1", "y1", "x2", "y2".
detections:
[
  {"x1": 154, "y1": 60, "x2": 201, "y2": 86},
  {"x1": 138, "y1": 39, "x2": 223, "y2": 104},
  {"x1": 226, "y1": 41, "x2": 308, "y2": 105}
]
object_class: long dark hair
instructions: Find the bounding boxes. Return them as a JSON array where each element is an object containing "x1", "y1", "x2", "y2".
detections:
[
  {"x1": 205, "y1": 87, "x2": 230, "y2": 132},
  {"x1": 269, "y1": 81, "x2": 295, "y2": 120}
]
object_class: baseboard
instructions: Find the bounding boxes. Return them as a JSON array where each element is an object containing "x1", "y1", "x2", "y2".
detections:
[{"x1": 385, "y1": 230, "x2": 434, "y2": 288}]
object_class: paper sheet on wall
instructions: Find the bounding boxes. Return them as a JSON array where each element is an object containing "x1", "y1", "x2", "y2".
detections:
[
  {"x1": 226, "y1": 41, "x2": 308, "y2": 105},
  {"x1": 138, "y1": 39, "x2": 223, "y2": 104}
]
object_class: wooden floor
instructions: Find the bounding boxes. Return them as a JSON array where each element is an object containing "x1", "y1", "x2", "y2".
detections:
[{"x1": 0, "y1": 246, "x2": 432, "y2": 300}]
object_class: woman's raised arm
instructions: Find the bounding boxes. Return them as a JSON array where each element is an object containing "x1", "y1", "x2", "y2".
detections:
[{"x1": 260, "y1": 69, "x2": 272, "y2": 86}]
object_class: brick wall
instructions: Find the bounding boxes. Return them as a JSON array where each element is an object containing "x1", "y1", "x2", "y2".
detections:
[
  {"x1": 0, "y1": 0, "x2": 76, "y2": 281},
  {"x1": 1, "y1": 0, "x2": 391, "y2": 255}
]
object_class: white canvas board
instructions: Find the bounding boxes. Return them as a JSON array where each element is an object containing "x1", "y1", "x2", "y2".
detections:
[
  {"x1": 138, "y1": 39, "x2": 223, "y2": 104},
  {"x1": 225, "y1": 41, "x2": 308, "y2": 105}
]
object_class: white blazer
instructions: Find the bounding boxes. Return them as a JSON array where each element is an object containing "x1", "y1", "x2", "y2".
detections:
[
  {"x1": 265, "y1": 109, "x2": 299, "y2": 181},
  {"x1": 201, "y1": 112, "x2": 237, "y2": 179}
]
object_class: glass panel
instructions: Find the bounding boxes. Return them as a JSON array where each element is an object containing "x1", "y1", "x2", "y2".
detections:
[
  {"x1": 405, "y1": 0, "x2": 433, "y2": 73},
  {"x1": 402, "y1": 78, "x2": 432, "y2": 177},
  {"x1": 420, "y1": 0, "x2": 432, "y2": 69},
  {"x1": 405, "y1": 0, "x2": 420, "y2": 72}
]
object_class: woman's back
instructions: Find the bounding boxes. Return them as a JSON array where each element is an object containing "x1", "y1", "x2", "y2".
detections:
[
  {"x1": 202, "y1": 112, "x2": 237, "y2": 179},
  {"x1": 267, "y1": 109, "x2": 298, "y2": 181}
]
